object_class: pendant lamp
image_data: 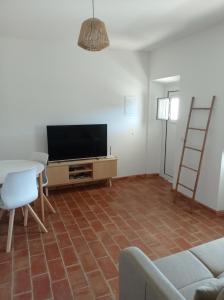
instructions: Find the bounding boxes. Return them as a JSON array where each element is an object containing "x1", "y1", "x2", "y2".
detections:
[{"x1": 78, "y1": 0, "x2": 110, "y2": 51}]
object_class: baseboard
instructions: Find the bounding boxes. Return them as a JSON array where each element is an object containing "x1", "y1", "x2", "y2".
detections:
[
  {"x1": 113, "y1": 173, "x2": 159, "y2": 181},
  {"x1": 196, "y1": 200, "x2": 224, "y2": 216},
  {"x1": 173, "y1": 189, "x2": 224, "y2": 216},
  {"x1": 49, "y1": 173, "x2": 160, "y2": 191},
  {"x1": 145, "y1": 173, "x2": 160, "y2": 178}
]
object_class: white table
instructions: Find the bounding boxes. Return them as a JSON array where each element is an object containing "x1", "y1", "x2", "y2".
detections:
[
  {"x1": 0, "y1": 160, "x2": 46, "y2": 221},
  {"x1": 0, "y1": 160, "x2": 44, "y2": 182}
]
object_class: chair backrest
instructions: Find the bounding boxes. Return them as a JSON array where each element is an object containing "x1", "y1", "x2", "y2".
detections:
[
  {"x1": 31, "y1": 152, "x2": 49, "y2": 166},
  {"x1": 0, "y1": 168, "x2": 38, "y2": 209}
]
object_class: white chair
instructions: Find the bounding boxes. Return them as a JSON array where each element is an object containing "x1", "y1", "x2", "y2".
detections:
[
  {"x1": 0, "y1": 168, "x2": 47, "y2": 252},
  {"x1": 31, "y1": 152, "x2": 56, "y2": 214}
]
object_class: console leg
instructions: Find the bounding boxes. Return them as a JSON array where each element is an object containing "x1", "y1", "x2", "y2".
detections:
[{"x1": 108, "y1": 178, "x2": 112, "y2": 188}]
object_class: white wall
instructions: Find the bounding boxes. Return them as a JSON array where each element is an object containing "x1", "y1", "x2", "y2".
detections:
[
  {"x1": 146, "y1": 81, "x2": 164, "y2": 174},
  {"x1": 148, "y1": 22, "x2": 224, "y2": 211},
  {"x1": 2, "y1": 22, "x2": 224, "y2": 211},
  {"x1": 0, "y1": 38, "x2": 149, "y2": 177}
]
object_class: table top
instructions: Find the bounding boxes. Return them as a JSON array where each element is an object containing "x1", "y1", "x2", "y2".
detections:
[{"x1": 0, "y1": 160, "x2": 44, "y2": 184}]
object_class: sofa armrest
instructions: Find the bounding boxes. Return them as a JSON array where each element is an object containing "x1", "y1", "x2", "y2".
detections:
[{"x1": 119, "y1": 247, "x2": 185, "y2": 300}]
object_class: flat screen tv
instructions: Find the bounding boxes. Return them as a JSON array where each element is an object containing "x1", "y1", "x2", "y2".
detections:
[{"x1": 47, "y1": 124, "x2": 107, "y2": 161}]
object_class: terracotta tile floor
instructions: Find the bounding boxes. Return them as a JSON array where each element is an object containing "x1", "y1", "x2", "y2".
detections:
[{"x1": 0, "y1": 176, "x2": 224, "y2": 300}]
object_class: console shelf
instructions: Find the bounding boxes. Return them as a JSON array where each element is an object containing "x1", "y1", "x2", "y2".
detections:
[
  {"x1": 47, "y1": 156, "x2": 117, "y2": 189},
  {"x1": 69, "y1": 169, "x2": 92, "y2": 175}
]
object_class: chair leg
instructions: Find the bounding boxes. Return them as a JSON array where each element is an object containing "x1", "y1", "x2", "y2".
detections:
[
  {"x1": 27, "y1": 205, "x2": 48, "y2": 233},
  {"x1": 6, "y1": 209, "x2": 15, "y2": 252},
  {"x1": 43, "y1": 194, "x2": 56, "y2": 214},
  {"x1": 24, "y1": 206, "x2": 29, "y2": 227}
]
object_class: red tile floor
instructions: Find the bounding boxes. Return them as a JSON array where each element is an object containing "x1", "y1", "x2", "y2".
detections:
[{"x1": 0, "y1": 176, "x2": 224, "y2": 300}]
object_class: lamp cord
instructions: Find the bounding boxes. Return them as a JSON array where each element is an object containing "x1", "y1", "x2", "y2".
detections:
[{"x1": 92, "y1": 0, "x2": 95, "y2": 18}]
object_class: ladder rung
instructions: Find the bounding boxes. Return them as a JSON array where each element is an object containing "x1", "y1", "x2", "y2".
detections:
[
  {"x1": 181, "y1": 165, "x2": 198, "y2": 172},
  {"x1": 192, "y1": 107, "x2": 211, "y2": 110},
  {"x1": 178, "y1": 183, "x2": 194, "y2": 192},
  {"x1": 188, "y1": 127, "x2": 206, "y2": 132},
  {"x1": 185, "y1": 146, "x2": 202, "y2": 152}
]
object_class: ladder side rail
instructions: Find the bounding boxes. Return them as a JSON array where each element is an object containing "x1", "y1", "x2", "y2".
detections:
[
  {"x1": 175, "y1": 97, "x2": 195, "y2": 191},
  {"x1": 192, "y1": 96, "x2": 216, "y2": 201}
]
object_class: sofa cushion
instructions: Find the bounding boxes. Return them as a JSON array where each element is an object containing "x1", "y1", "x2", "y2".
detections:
[
  {"x1": 218, "y1": 273, "x2": 224, "y2": 279},
  {"x1": 193, "y1": 278, "x2": 224, "y2": 300},
  {"x1": 155, "y1": 251, "x2": 213, "y2": 290},
  {"x1": 120, "y1": 247, "x2": 185, "y2": 300},
  {"x1": 179, "y1": 279, "x2": 220, "y2": 300},
  {"x1": 217, "y1": 288, "x2": 224, "y2": 300},
  {"x1": 190, "y1": 238, "x2": 224, "y2": 277}
]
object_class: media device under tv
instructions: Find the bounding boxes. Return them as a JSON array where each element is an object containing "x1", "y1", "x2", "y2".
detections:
[{"x1": 47, "y1": 124, "x2": 107, "y2": 161}]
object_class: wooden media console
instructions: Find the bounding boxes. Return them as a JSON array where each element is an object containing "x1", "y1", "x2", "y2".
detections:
[{"x1": 47, "y1": 156, "x2": 117, "y2": 189}]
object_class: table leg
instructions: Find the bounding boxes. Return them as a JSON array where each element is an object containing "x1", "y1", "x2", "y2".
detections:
[
  {"x1": 45, "y1": 187, "x2": 49, "y2": 197},
  {"x1": 38, "y1": 172, "x2": 45, "y2": 222},
  {"x1": 43, "y1": 194, "x2": 56, "y2": 214},
  {"x1": 0, "y1": 209, "x2": 5, "y2": 220}
]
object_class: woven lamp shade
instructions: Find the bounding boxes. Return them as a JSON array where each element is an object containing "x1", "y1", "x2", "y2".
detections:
[{"x1": 78, "y1": 18, "x2": 109, "y2": 51}]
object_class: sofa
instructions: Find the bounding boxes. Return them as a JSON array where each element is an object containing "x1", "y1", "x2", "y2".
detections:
[{"x1": 119, "y1": 237, "x2": 224, "y2": 300}]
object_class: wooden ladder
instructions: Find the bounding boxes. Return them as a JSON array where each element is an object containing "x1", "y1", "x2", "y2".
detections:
[{"x1": 175, "y1": 96, "x2": 216, "y2": 209}]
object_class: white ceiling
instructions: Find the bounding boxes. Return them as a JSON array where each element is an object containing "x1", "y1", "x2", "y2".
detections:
[{"x1": 1, "y1": 0, "x2": 224, "y2": 50}]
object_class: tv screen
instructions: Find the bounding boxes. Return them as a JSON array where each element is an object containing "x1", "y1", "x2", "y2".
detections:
[{"x1": 47, "y1": 124, "x2": 107, "y2": 161}]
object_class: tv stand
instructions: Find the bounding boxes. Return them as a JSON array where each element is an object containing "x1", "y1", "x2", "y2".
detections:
[{"x1": 47, "y1": 156, "x2": 117, "y2": 190}]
